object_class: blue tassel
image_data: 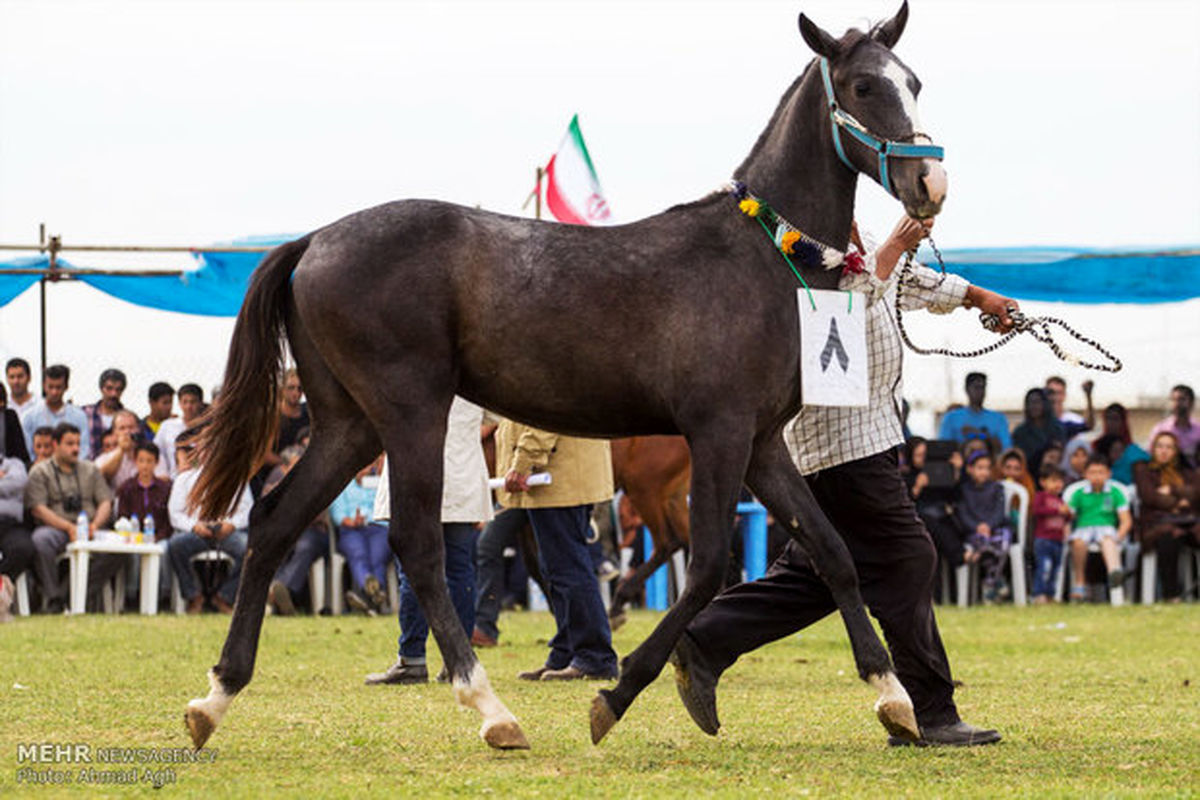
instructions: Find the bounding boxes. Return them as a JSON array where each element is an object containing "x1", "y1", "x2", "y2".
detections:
[
  {"x1": 795, "y1": 240, "x2": 822, "y2": 268},
  {"x1": 729, "y1": 181, "x2": 748, "y2": 200}
]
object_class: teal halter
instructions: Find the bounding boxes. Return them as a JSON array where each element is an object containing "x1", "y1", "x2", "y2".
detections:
[{"x1": 818, "y1": 57, "x2": 944, "y2": 199}]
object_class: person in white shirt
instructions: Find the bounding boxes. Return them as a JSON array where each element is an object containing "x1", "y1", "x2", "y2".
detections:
[
  {"x1": 155, "y1": 383, "x2": 205, "y2": 478},
  {"x1": 167, "y1": 435, "x2": 253, "y2": 614},
  {"x1": 20, "y1": 364, "x2": 90, "y2": 458},
  {"x1": 365, "y1": 396, "x2": 494, "y2": 685}
]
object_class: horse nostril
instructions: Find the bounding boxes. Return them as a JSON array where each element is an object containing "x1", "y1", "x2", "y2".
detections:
[{"x1": 921, "y1": 161, "x2": 948, "y2": 207}]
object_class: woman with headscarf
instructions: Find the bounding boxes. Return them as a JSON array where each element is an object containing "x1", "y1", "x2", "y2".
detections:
[
  {"x1": 1094, "y1": 404, "x2": 1148, "y2": 486},
  {"x1": 1012, "y1": 388, "x2": 1066, "y2": 473},
  {"x1": 1133, "y1": 431, "x2": 1200, "y2": 602}
]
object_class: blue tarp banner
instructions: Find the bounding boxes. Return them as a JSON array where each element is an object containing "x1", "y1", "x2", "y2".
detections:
[{"x1": 2, "y1": 240, "x2": 1197, "y2": 315}]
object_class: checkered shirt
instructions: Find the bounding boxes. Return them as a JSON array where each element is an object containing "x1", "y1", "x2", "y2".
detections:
[{"x1": 784, "y1": 232, "x2": 970, "y2": 475}]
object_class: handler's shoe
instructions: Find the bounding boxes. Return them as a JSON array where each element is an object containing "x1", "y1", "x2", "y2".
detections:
[
  {"x1": 365, "y1": 659, "x2": 428, "y2": 685},
  {"x1": 668, "y1": 632, "x2": 722, "y2": 736},
  {"x1": 888, "y1": 721, "x2": 1001, "y2": 747}
]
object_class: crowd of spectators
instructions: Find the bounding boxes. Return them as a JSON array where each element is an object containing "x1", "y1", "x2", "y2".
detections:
[
  {"x1": 1, "y1": 354, "x2": 1195, "y2": 622},
  {"x1": 903, "y1": 374, "x2": 1200, "y2": 604}
]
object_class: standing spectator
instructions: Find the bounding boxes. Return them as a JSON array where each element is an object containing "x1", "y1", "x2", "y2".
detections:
[
  {"x1": 938, "y1": 373, "x2": 1012, "y2": 456},
  {"x1": 266, "y1": 444, "x2": 329, "y2": 615},
  {"x1": 115, "y1": 441, "x2": 172, "y2": 539},
  {"x1": 955, "y1": 451, "x2": 1014, "y2": 603},
  {"x1": 0, "y1": 453, "x2": 33, "y2": 621},
  {"x1": 1031, "y1": 465, "x2": 1071, "y2": 603},
  {"x1": 5, "y1": 358, "x2": 37, "y2": 417},
  {"x1": 96, "y1": 410, "x2": 168, "y2": 492},
  {"x1": 471, "y1": 509, "x2": 530, "y2": 647},
  {"x1": 499, "y1": 420, "x2": 617, "y2": 681},
  {"x1": 1095, "y1": 403, "x2": 1148, "y2": 485},
  {"x1": 20, "y1": 365, "x2": 90, "y2": 458},
  {"x1": 142, "y1": 382, "x2": 175, "y2": 439},
  {"x1": 81, "y1": 368, "x2": 127, "y2": 459},
  {"x1": 30, "y1": 426, "x2": 55, "y2": 466},
  {"x1": 1133, "y1": 432, "x2": 1199, "y2": 602},
  {"x1": 0, "y1": 384, "x2": 31, "y2": 466},
  {"x1": 332, "y1": 457, "x2": 390, "y2": 614},
  {"x1": 1011, "y1": 388, "x2": 1066, "y2": 471},
  {"x1": 1045, "y1": 376, "x2": 1095, "y2": 441},
  {"x1": 1147, "y1": 385, "x2": 1200, "y2": 466},
  {"x1": 26, "y1": 422, "x2": 119, "y2": 612},
  {"x1": 167, "y1": 436, "x2": 252, "y2": 614},
  {"x1": 155, "y1": 383, "x2": 204, "y2": 478},
  {"x1": 1065, "y1": 454, "x2": 1132, "y2": 604},
  {"x1": 366, "y1": 397, "x2": 493, "y2": 684}
]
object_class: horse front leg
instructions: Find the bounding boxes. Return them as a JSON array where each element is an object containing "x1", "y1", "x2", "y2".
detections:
[
  {"x1": 591, "y1": 429, "x2": 750, "y2": 744},
  {"x1": 185, "y1": 425, "x2": 376, "y2": 748},
  {"x1": 743, "y1": 437, "x2": 918, "y2": 741}
]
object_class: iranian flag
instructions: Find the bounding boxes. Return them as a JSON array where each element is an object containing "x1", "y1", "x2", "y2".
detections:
[{"x1": 544, "y1": 114, "x2": 613, "y2": 226}]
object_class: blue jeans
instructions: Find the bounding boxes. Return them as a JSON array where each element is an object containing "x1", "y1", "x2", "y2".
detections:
[
  {"x1": 168, "y1": 529, "x2": 249, "y2": 604},
  {"x1": 528, "y1": 505, "x2": 617, "y2": 676},
  {"x1": 1033, "y1": 538, "x2": 1064, "y2": 598},
  {"x1": 397, "y1": 523, "x2": 479, "y2": 661},
  {"x1": 274, "y1": 525, "x2": 329, "y2": 597},
  {"x1": 337, "y1": 522, "x2": 390, "y2": 591}
]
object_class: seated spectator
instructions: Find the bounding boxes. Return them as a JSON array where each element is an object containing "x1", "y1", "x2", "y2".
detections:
[
  {"x1": 5, "y1": 358, "x2": 37, "y2": 417},
  {"x1": 1045, "y1": 376, "x2": 1095, "y2": 440},
  {"x1": 155, "y1": 383, "x2": 204, "y2": 478},
  {"x1": 999, "y1": 448, "x2": 1036, "y2": 500},
  {"x1": 904, "y1": 437, "x2": 967, "y2": 570},
  {"x1": 30, "y1": 426, "x2": 55, "y2": 466},
  {"x1": 332, "y1": 456, "x2": 389, "y2": 614},
  {"x1": 252, "y1": 369, "x2": 309, "y2": 498},
  {"x1": 81, "y1": 367, "x2": 127, "y2": 459},
  {"x1": 1147, "y1": 385, "x2": 1200, "y2": 467},
  {"x1": 956, "y1": 450, "x2": 1014, "y2": 602},
  {"x1": 115, "y1": 442, "x2": 172, "y2": 539},
  {"x1": 99, "y1": 428, "x2": 118, "y2": 456},
  {"x1": 0, "y1": 453, "x2": 33, "y2": 621},
  {"x1": 21, "y1": 365, "x2": 90, "y2": 459},
  {"x1": 167, "y1": 436, "x2": 253, "y2": 614},
  {"x1": 938, "y1": 372, "x2": 1012, "y2": 456},
  {"x1": 141, "y1": 382, "x2": 175, "y2": 439},
  {"x1": 1061, "y1": 434, "x2": 1094, "y2": 484},
  {"x1": 1031, "y1": 465, "x2": 1071, "y2": 604},
  {"x1": 1011, "y1": 388, "x2": 1065, "y2": 471},
  {"x1": 1037, "y1": 444, "x2": 1064, "y2": 487},
  {"x1": 26, "y1": 422, "x2": 121, "y2": 612},
  {"x1": 267, "y1": 445, "x2": 330, "y2": 615},
  {"x1": 1065, "y1": 454, "x2": 1132, "y2": 604},
  {"x1": 0, "y1": 383, "x2": 31, "y2": 466},
  {"x1": 1133, "y1": 432, "x2": 1199, "y2": 603},
  {"x1": 96, "y1": 410, "x2": 168, "y2": 492}
]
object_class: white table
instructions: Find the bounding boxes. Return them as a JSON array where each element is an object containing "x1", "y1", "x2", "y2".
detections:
[{"x1": 65, "y1": 537, "x2": 166, "y2": 615}]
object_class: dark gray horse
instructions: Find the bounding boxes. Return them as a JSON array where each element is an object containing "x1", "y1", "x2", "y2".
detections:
[{"x1": 186, "y1": 2, "x2": 945, "y2": 751}]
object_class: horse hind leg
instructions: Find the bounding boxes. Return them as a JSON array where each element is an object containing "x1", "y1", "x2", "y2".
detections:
[
  {"x1": 743, "y1": 437, "x2": 918, "y2": 742},
  {"x1": 380, "y1": 416, "x2": 528, "y2": 751}
]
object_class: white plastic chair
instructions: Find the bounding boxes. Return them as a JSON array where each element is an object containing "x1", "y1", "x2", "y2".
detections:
[
  {"x1": 1056, "y1": 480, "x2": 1135, "y2": 605},
  {"x1": 171, "y1": 550, "x2": 236, "y2": 613},
  {"x1": 14, "y1": 571, "x2": 32, "y2": 616}
]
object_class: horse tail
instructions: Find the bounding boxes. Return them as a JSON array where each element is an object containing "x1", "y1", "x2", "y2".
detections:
[{"x1": 190, "y1": 235, "x2": 312, "y2": 519}]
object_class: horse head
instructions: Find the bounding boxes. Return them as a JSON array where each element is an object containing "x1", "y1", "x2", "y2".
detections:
[{"x1": 800, "y1": 1, "x2": 947, "y2": 219}]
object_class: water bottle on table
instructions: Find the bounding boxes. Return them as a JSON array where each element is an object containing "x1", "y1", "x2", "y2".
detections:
[
  {"x1": 142, "y1": 514, "x2": 155, "y2": 543},
  {"x1": 76, "y1": 511, "x2": 89, "y2": 543}
]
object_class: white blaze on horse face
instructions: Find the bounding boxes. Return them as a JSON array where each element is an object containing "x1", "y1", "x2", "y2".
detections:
[{"x1": 882, "y1": 59, "x2": 947, "y2": 209}]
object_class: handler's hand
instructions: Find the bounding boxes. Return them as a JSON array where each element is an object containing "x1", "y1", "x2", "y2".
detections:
[
  {"x1": 504, "y1": 470, "x2": 530, "y2": 494},
  {"x1": 886, "y1": 215, "x2": 934, "y2": 253},
  {"x1": 966, "y1": 286, "x2": 1021, "y2": 332}
]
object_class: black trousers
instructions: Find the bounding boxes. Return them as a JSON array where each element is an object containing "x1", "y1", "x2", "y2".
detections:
[{"x1": 685, "y1": 449, "x2": 960, "y2": 728}]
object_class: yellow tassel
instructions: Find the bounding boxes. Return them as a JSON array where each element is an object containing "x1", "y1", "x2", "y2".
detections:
[
  {"x1": 780, "y1": 230, "x2": 801, "y2": 254},
  {"x1": 738, "y1": 198, "x2": 760, "y2": 217}
]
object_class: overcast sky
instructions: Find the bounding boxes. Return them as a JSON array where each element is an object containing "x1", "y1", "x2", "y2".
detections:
[{"x1": 1, "y1": 0, "x2": 1197, "y2": 421}]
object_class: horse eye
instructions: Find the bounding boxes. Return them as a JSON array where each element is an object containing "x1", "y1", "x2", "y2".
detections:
[{"x1": 853, "y1": 80, "x2": 871, "y2": 98}]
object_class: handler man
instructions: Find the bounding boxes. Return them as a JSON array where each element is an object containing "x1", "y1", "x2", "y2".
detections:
[{"x1": 671, "y1": 216, "x2": 1014, "y2": 747}]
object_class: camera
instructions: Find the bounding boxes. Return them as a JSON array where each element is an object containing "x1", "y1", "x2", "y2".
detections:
[{"x1": 63, "y1": 494, "x2": 82, "y2": 515}]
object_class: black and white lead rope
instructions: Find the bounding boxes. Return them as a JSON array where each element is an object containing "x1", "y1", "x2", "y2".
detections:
[{"x1": 893, "y1": 238, "x2": 1123, "y2": 373}]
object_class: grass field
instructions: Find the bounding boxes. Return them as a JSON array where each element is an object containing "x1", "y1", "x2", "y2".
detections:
[{"x1": 1, "y1": 604, "x2": 1197, "y2": 798}]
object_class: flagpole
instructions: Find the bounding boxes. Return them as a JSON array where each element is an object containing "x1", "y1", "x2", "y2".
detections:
[{"x1": 522, "y1": 166, "x2": 544, "y2": 220}]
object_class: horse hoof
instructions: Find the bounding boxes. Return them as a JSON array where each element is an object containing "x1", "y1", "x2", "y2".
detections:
[
  {"x1": 608, "y1": 611, "x2": 627, "y2": 632},
  {"x1": 870, "y1": 672, "x2": 918, "y2": 741},
  {"x1": 482, "y1": 719, "x2": 531, "y2": 751},
  {"x1": 590, "y1": 692, "x2": 619, "y2": 745},
  {"x1": 185, "y1": 705, "x2": 216, "y2": 749}
]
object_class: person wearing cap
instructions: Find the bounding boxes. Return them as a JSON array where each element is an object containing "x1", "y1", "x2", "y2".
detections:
[{"x1": 938, "y1": 372, "x2": 1012, "y2": 456}]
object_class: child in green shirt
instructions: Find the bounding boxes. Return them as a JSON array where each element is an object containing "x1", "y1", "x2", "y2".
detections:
[{"x1": 1066, "y1": 454, "x2": 1132, "y2": 603}]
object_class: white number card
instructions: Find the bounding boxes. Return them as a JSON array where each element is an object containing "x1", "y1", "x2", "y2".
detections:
[{"x1": 798, "y1": 289, "x2": 868, "y2": 407}]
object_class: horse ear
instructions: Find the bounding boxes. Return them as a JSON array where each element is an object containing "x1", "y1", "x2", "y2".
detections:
[
  {"x1": 871, "y1": 1, "x2": 909, "y2": 50},
  {"x1": 798, "y1": 12, "x2": 840, "y2": 59}
]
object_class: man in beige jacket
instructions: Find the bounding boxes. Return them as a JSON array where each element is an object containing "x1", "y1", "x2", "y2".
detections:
[{"x1": 496, "y1": 419, "x2": 618, "y2": 680}]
